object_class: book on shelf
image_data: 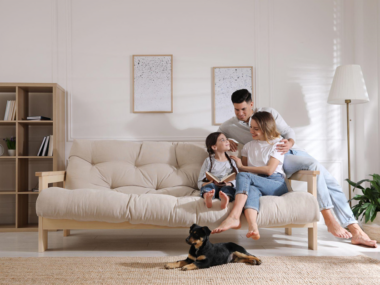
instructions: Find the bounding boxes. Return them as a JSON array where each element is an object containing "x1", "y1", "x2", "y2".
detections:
[
  {"x1": 47, "y1": 135, "x2": 54, "y2": 156},
  {"x1": 3, "y1": 100, "x2": 16, "y2": 121},
  {"x1": 42, "y1": 136, "x2": 50, "y2": 156},
  {"x1": 205, "y1": 172, "x2": 236, "y2": 183},
  {"x1": 27, "y1": 116, "x2": 51, "y2": 121},
  {"x1": 37, "y1": 137, "x2": 47, "y2": 156},
  {"x1": 36, "y1": 135, "x2": 53, "y2": 156}
]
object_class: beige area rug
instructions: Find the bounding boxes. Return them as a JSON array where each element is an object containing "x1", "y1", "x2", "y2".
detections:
[{"x1": 1, "y1": 255, "x2": 379, "y2": 285}]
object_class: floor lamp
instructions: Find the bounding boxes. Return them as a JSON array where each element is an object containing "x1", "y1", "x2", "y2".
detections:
[{"x1": 327, "y1": 65, "x2": 369, "y2": 206}]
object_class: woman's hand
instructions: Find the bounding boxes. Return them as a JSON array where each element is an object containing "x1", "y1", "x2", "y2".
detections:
[
  {"x1": 276, "y1": 139, "x2": 294, "y2": 155},
  {"x1": 230, "y1": 156, "x2": 243, "y2": 168}
]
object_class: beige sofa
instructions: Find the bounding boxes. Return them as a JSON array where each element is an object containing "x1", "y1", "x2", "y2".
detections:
[{"x1": 36, "y1": 140, "x2": 320, "y2": 252}]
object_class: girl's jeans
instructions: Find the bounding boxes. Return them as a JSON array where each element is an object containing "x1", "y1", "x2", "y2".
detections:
[
  {"x1": 284, "y1": 150, "x2": 357, "y2": 227},
  {"x1": 200, "y1": 183, "x2": 236, "y2": 202},
  {"x1": 235, "y1": 172, "x2": 288, "y2": 212}
]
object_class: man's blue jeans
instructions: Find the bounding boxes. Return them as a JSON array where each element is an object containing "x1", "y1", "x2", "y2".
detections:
[
  {"x1": 200, "y1": 183, "x2": 236, "y2": 201},
  {"x1": 284, "y1": 150, "x2": 357, "y2": 227},
  {"x1": 235, "y1": 172, "x2": 288, "y2": 212}
]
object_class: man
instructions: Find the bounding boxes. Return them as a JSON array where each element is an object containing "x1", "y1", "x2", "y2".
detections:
[{"x1": 215, "y1": 89, "x2": 377, "y2": 248}]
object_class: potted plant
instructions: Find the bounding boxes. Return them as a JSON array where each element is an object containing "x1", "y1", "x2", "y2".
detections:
[
  {"x1": 347, "y1": 174, "x2": 380, "y2": 242},
  {"x1": 3, "y1": 137, "x2": 16, "y2": 156}
]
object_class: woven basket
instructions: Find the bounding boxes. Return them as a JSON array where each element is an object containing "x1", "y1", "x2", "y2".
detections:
[{"x1": 360, "y1": 213, "x2": 380, "y2": 242}]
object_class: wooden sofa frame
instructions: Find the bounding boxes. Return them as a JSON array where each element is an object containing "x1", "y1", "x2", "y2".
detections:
[{"x1": 36, "y1": 170, "x2": 319, "y2": 252}]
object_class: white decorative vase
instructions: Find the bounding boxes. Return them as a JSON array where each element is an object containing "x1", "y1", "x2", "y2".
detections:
[
  {"x1": 360, "y1": 214, "x2": 380, "y2": 242},
  {"x1": 8, "y1": 149, "x2": 15, "y2": 156}
]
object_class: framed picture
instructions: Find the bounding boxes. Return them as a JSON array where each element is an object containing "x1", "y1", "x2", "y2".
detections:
[
  {"x1": 133, "y1": 55, "x2": 173, "y2": 113},
  {"x1": 212, "y1": 66, "x2": 254, "y2": 125}
]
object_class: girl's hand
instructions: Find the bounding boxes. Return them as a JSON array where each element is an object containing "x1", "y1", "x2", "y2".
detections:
[
  {"x1": 230, "y1": 156, "x2": 243, "y2": 168},
  {"x1": 214, "y1": 181, "x2": 226, "y2": 187}
]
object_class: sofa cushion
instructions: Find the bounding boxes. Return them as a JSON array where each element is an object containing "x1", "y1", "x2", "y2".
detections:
[
  {"x1": 36, "y1": 188, "x2": 319, "y2": 228},
  {"x1": 65, "y1": 140, "x2": 208, "y2": 193}
]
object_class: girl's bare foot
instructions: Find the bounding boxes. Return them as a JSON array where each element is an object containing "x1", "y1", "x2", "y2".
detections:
[
  {"x1": 325, "y1": 220, "x2": 352, "y2": 239},
  {"x1": 219, "y1": 191, "x2": 230, "y2": 209},
  {"x1": 212, "y1": 216, "x2": 241, "y2": 234},
  {"x1": 246, "y1": 223, "x2": 260, "y2": 240},
  {"x1": 204, "y1": 190, "x2": 215, "y2": 208}
]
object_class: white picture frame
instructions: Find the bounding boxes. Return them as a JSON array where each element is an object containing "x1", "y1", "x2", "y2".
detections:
[
  {"x1": 212, "y1": 66, "x2": 254, "y2": 125},
  {"x1": 133, "y1": 55, "x2": 173, "y2": 113}
]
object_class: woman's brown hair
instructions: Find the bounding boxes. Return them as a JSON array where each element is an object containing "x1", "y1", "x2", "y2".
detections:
[{"x1": 251, "y1": 111, "x2": 281, "y2": 144}]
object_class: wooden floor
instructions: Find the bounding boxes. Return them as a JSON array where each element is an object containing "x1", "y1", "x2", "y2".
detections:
[{"x1": 0, "y1": 224, "x2": 379, "y2": 260}]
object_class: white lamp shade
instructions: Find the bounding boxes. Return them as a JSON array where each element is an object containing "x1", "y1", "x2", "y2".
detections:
[{"x1": 328, "y1": 65, "x2": 369, "y2": 105}]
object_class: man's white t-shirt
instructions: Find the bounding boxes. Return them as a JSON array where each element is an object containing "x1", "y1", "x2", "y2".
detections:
[{"x1": 241, "y1": 136, "x2": 285, "y2": 177}]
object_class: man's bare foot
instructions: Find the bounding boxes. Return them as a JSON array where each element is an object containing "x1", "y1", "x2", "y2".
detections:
[
  {"x1": 212, "y1": 216, "x2": 241, "y2": 234},
  {"x1": 246, "y1": 223, "x2": 260, "y2": 240},
  {"x1": 219, "y1": 191, "x2": 230, "y2": 209},
  {"x1": 325, "y1": 220, "x2": 352, "y2": 239},
  {"x1": 348, "y1": 224, "x2": 378, "y2": 248},
  {"x1": 203, "y1": 190, "x2": 215, "y2": 208}
]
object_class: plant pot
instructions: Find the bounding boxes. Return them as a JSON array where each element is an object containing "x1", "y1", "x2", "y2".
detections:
[
  {"x1": 360, "y1": 213, "x2": 380, "y2": 242},
  {"x1": 8, "y1": 149, "x2": 15, "y2": 156}
]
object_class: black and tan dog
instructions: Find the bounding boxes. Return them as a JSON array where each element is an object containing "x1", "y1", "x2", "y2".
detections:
[{"x1": 164, "y1": 224, "x2": 262, "y2": 271}]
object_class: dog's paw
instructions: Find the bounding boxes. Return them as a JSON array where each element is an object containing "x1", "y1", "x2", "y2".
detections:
[
  {"x1": 252, "y1": 258, "x2": 262, "y2": 265},
  {"x1": 164, "y1": 262, "x2": 177, "y2": 269},
  {"x1": 181, "y1": 264, "x2": 198, "y2": 271}
]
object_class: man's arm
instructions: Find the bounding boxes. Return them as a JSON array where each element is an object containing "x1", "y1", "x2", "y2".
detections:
[{"x1": 266, "y1": 107, "x2": 296, "y2": 143}]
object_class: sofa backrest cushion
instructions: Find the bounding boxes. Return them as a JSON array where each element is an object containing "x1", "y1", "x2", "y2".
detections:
[{"x1": 65, "y1": 140, "x2": 209, "y2": 191}]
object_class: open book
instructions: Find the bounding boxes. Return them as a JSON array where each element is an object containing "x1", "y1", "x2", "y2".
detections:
[{"x1": 206, "y1": 172, "x2": 236, "y2": 184}]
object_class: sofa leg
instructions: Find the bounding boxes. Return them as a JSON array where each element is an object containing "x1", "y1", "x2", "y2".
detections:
[
  {"x1": 38, "y1": 217, "x2": 48, "y2": 252},
  {"x1": 308, "y1": 222, "x2": 318, "y2": 250},
  {"x1": 285, "y1": 228, "x2": 292, "y2": 235},
  {"x1": 63, "y1": 230, "x2": 70, "y2": 237}
]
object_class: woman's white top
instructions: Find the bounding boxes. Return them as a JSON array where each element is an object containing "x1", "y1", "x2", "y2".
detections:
[
  {"x1": 241, "y1": 136, "x2": 285, "y2": 177},
  {"x1": 197, "y1": 156, "x2": 238, "y2": 190}
]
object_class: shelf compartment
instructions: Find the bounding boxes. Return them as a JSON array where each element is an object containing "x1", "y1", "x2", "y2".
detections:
[
  {"x1": 0, "y1": 87, "x2": 16, "y2": 122},
  {"x1": 0, "y1": 159, "x2": 16, "y2": 192},
  {"x1": 17, "y1": 194, "x2": 38, "y2": 228},
  {"x1": 0, "y1": 125, "x2": 16, "y2": 157},
  {"x1": 0, "y1": 194, "x2": 16, "y2": 228},
  {"x1": 18, "y1": 124, "x2": 53, "y2": 156},
  {"x1": 17, "y1": 87, "x2": 52, "y2": 121},
  {"x1": 17, "y1": 159, "x2": 53, "y2": 192}
]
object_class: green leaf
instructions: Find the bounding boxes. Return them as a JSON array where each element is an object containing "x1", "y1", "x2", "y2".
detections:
[
  {"x1": 370, "y1": 181, "x2": 380, "y2": 192},
  {"x1": 370, "y1": 174, "x2": 380, "y2": 185},
  {"x1": 365, "y1": 204, "x2": 374, "y2": 223},
  {"x1": 370, "y1": 210, "x2": 378, "y2": 222},
  {"x1": 346, "y1": 179, "x2": 364, "y2": 190}
]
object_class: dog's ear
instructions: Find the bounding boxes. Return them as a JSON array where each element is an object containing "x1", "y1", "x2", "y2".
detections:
[
  {"x1": 190, "y1": 224, "x2": 197, "y2": 231},
  {"x1": 201, "y1": 227, "x2": 211, "y2": 236}
]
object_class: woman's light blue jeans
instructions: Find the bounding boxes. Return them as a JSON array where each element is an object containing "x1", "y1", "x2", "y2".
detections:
[
  {"x1": 235, "y1": 172, "x2": 288, "y2": 212},
  {"x1": 284, "y1": 150, "x2": 357, "y2": 228}
]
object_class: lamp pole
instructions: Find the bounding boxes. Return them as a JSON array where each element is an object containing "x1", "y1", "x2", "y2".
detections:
[{"x1": 345, "y1": 99, "x2": 352, "y2": 207}]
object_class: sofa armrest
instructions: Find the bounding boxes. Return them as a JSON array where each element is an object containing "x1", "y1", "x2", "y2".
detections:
[
  {"x1": 288, "y1": 170, "x2": 320, "y2": 197},
  {"x1": 35, "y1": 171, "x2": 66, "y2": 192}
]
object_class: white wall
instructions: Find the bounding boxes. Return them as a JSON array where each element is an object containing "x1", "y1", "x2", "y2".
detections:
[{"x1": 0, "y1": 0, "x2": 379, "y2": 220}]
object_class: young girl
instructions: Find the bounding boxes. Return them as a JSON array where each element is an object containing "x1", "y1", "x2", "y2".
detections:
[
  {"x1": 198, "y1": 132, "x2": 239, "y2": 209},
  {"x1": 212, "y1": 111, "x2": 288, "y2": 239}
]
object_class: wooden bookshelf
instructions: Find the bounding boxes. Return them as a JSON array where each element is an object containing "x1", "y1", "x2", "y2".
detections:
[{"x1": 0, "y1": 83, "x2": 65, "y2": 232}]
